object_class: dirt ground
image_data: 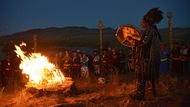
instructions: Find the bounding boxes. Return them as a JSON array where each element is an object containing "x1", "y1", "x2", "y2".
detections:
[{"x1": 0, "y1": 72, "x2": 190, "y2": 107}]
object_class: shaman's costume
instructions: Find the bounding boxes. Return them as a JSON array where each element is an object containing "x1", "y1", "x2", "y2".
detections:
[
  {"x1": 132, "y1": 8, "x2": 163, "y2": 100},
  {"x1": 135, "y1": 25, "x2": 161, "y2": 99},
  {"x1": 115, "y1": 8, "x2": 163, "y2": 100}
]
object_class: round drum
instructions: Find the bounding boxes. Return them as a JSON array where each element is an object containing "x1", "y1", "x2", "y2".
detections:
[{"x1": 115, "y1": 25, "x2": 142, "y2": 47}]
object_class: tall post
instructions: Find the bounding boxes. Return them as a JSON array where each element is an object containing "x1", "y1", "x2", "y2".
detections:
[
  {"x1": 167, "y1": 11, "x2": 173, "y2": 50},
  {"x1": 33, "y1": 35, "x2": 37, "y2": 52},
  {"x1": 98, "y1": 19, "x2": 103, "y2": 72}
]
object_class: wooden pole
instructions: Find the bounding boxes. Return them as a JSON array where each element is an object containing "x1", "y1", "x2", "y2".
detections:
[
  {"x1": 167, "y1": 11, "x2": 173, "y2": 50},
  {"x1": 33, "y1": 35, "x2": 37, "y2": 52},
  {"x1": 98, "y1": 19, "x2": 103, "y2": 72}
]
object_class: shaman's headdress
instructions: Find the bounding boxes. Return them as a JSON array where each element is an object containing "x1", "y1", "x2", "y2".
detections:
[{"x1": 143, "y1": 8, "x2": 163, "y2": 25}]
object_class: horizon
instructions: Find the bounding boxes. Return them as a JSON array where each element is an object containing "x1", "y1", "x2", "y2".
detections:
[{"x1": 1, "y1": 26, "x2": 190, "y2": 37}]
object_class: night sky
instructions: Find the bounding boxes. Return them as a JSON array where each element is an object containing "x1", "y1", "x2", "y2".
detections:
[{"x1": 0, "y1": 0, "x2": 190, "y2": 35}]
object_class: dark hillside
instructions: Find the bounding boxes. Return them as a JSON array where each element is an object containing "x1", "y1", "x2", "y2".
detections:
[{"x1": 0, "y1": 27, "x2": 189, "y2": 49}]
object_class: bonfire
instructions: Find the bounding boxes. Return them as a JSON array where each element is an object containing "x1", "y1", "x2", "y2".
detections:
[{"x1": 14, "y1": 43, "x2": 73, "y2": 91}]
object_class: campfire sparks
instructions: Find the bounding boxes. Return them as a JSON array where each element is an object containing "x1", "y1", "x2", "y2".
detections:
[{"x1": 14, "y1": 44, "x2": 72, "y2": 90}]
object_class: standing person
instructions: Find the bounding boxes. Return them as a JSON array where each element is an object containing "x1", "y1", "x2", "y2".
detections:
[
  {"x1": 80, "y1": 52, "x2": 89, "y2": 79},
  {"x1": 92, "y1": 50, "x2": 100, "y2": 75},
  {"x1": 101, "y1": 49, "x2": 109, "y2": 79},
  {"x1": 171, "y1": 42, "x2": 180, "y2": 73},
  {"x1": 1, "y1": 54, "x2": 13, "y2": 90},
  {"x1": 110, "y1": 48, "x2": 120, "y2": 82},
  {"x1": 159, "y1": 43, "x2": 170, "y2": 74},
  {"x1": 188, "y1": 45, "x2": 190, "y2": 72},
  {"x1": 62, "y1": 50, "x2": 72, "y2": 77},
  {"x1": 71, "y1": 51, "x2": 81, "y2": 79},
  {"x1": 130, "y1": 8, "x2": 163, "y2": 100},
  {"x1": 87, "y1": 52, "x2": 93, "y2": 74},
  {"x1": 55, "y1": 51, "x2": 63, "y2": 69},
  {"x1": 111, "y1": 48, "x2": 120, "y2": 72},
  {"x1": 179, "y1": 43, "x2": 189, "y2": 75}
]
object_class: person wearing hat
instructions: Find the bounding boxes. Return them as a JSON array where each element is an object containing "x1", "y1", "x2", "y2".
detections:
[{"x1": 130, "y1": 8, "x2": 163, "y2": 100}]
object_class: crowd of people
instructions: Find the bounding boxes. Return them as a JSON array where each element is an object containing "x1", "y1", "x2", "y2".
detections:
[
  {"x1": 0, "y1": 41, "x2": 189, "y2": 93},
  {"x1": 0, "y1": 44, "x2": 122, "y2": 93},
  {"x1": 0, "y1": 46, "x2": 128, "y2": 92},
  {"x1": 152, "y1": 42, "x2": 190, "y2": 76},
  {"x1": 50, "y1": 48, "x2": 127, "y2": 80},
  {"x1": 49, "y1": 41, "x2": 190, "y2": 83},
  {"x1": 170, "y1": 42, "x2": 190, "y2": 75}
]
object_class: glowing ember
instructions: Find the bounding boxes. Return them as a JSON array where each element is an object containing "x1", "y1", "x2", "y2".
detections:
[{"x1": 14, "y1": 44, "x2": 72, "y2": 90}]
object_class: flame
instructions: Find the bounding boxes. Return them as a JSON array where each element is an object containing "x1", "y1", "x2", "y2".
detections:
[
  {"x1": 20, "y1": 42, "x2": 26, "y2": 47},
  {"x1": 14, "y1": 44, "x2": 66, "y2": 90}
]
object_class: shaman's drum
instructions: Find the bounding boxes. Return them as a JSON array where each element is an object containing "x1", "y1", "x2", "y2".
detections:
[{"x1": 115, "y1": 25, "x2": 142, "y2": 47}]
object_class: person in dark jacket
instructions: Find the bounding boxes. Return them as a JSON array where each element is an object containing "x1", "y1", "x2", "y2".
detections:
[{"x1": 130, "y1": 8, "x2": 163, "y2": 100}]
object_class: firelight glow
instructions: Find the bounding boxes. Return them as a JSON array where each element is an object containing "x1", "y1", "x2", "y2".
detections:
[{"x1": 14, "y1": 44, "x2": 66, "y2": 90}]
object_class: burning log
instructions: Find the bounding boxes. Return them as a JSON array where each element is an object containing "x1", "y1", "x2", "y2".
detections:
[
  {"x1": 26, "y1": 77, "x2": 73, "y2": 97},
  {"x1": 14, "y1": 43, "x2": 74, "y2": 97}
]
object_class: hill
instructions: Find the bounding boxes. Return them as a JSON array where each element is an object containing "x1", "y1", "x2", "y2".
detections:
[
  {"x1": 0, "y1": 26, "x2": 189, "y2": 49},
  {"x1": 0, "y1": 27, "x2": 117, "y2": 48}
]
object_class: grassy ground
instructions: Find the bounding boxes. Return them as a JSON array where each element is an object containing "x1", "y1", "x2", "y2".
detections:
[{"x1": 0, "y1": 71, "x2": 190, "y2": 107}]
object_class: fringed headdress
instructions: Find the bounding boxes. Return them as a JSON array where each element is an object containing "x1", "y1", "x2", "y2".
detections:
[{"x1": 143, "y1": 8, "x2": 163, "y2": 25}]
